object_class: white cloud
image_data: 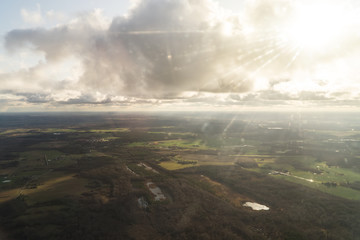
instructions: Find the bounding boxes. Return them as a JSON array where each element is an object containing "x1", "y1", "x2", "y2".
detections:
[
  {"x1": 21, "y1": 4, "x2": 43, "y2": 25},
  {"x1": 46, "y1": 10, "x2": 67, "y2": 22},
  {"x1": 2, "y1": 0, "x2": 360, "y2": 111},
  {"x1": 21, "y1": 4, "x2": 68, "y2": 27},
  {"x1": 68, "y1": 8, "x2": 110, "y2": 30}
]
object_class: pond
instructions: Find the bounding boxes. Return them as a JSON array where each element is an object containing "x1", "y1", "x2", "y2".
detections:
[{"x1": 243, "y1": 202, "x2": 269, "y2": 211}]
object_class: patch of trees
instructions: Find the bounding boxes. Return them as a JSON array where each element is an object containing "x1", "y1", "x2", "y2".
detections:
[
  {"x1": 176, "y1": 160, "x2": 197, "y2": 165},
  {"x1": 0, "y1": 160, "x2": 19, "y2": 168},
  {"x1": 189, "y1": 165, "x2": 360, "y2": 240},
  {"x1": 322, "y1": 182, "x2": 337, "y2": 187},
  {"x1": 341, "y1": 181, "x2": 360, "y2": 191}
]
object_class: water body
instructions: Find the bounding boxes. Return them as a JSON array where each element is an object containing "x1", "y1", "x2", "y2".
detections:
[{"x1": 243, "y1": 202, "x2": 269, "y2": 211}]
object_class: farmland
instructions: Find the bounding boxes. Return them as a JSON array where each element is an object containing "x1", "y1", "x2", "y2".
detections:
[{"x1": 0, "y1": 112, "x2": 360, "y2": 239}]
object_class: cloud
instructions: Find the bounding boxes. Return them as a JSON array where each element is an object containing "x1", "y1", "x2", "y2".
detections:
[
  {"x1": 81, "y1": 0, "x2": 253, "y2": 97},
  {"x1": 2, "y1": 0, "x2": 360, "y2": 110},
  {"x1": 21, "y1": 4, "x2": 69, "y2": 28},
  {"x1": 46, "y1": 10, "x2": 68, "y2": 22},
  {"x1": 6, "y1": 0, "x2": 251, "y2": 99},
  {"x1": 21, "y1": 4, "x2": 43, "y2": 25}
]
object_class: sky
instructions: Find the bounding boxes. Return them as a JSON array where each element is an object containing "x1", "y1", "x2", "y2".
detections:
[{"x1": 1, "y1": 0, "x2": 360, "y2": 112}]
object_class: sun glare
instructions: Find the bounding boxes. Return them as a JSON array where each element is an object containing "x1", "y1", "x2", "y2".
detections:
[
  {"x1": 221, "y1": 22, "x2": 233, "y2": 36},
  {"x1": 285, "y1": 2, "x2": 350, "y2": 52}
]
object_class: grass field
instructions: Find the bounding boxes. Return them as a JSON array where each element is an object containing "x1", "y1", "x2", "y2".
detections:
[
  {"x1": 0, "y1": 173, "x2": 88, "y2": 204},
  {"x1": 128, "y1": 139, "x2": 212, "y2": 149},
  {"x1": 272, "y1": 174, "x2": 360, "y2": 200},
  {"x1": 247, "y1": 156, "x2": 360, "y2": 200}
]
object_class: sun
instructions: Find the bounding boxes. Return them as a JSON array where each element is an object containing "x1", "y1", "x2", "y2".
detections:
[
  {"x1": 221, "y1": 22, "x2": 233, "y2": 36},
  {"x1": 284, "y1": 1, "x2": 351, "y2": 52}
]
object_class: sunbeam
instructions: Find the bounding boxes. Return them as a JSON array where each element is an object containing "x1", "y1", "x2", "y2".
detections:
[{"x1": 285, "y1": 47, "x2": 301, "y2": 70}]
